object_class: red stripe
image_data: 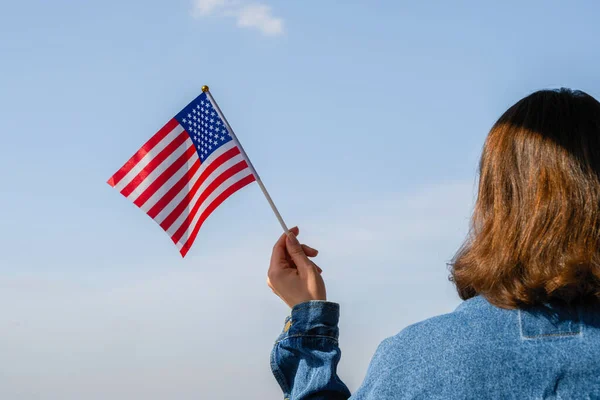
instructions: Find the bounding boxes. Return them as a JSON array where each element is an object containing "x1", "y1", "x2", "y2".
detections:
[
  {"x1": 107, "y1": 118, "x2": 180, "y2": 187},
  {"x1": 179, "y1": 174, "x2": 256, "y2": 257},
  {"x1": 133, "y1": 144, "x2": 197, "y2": 208},
  {"x1": 120, "y1": 131, "x2": 189, "y2": 198},
  {"x1": 170, "y1": 160, "x2": 250, "y2": 244},
  {"x1": 158, "y1": 147, "x2": 241, "y2": 230},
  {"x1": 147, "y1": 159, "x2": 201, "y2": 219}
]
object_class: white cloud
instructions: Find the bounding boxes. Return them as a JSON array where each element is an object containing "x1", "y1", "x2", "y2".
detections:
[
  {"x1": 191, "y1": 0, "x2": 228, "y2": 16},
  {"x1": 234, "y1": 4, "x2": 284, "y2": 36},
  {"x1": 191, "y1": 0, "x2": 284, "y2": 36}
]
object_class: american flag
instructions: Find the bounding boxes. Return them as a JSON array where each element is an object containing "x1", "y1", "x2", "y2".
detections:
[{"x1": 108, "y1": 91, "x2": 256, "y2": 257}]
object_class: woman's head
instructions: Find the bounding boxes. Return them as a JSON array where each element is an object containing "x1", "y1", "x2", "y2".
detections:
[{"x1": 451, "y1": 88, "x2": 600, "y2": 308}]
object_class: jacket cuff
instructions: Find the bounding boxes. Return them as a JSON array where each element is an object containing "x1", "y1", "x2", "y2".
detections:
[{"x1": 279, "y1": 300, "x2": 340, "y2": 340}]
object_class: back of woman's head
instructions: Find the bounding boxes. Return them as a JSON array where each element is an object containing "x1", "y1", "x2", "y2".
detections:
[{"x1": 451, "y1": 88, "x2": 600, "y2": 308}]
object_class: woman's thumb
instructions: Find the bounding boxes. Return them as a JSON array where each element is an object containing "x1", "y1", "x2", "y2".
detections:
[{"x1": 286, "y1": 232, "x2": 311, "y2": 270}]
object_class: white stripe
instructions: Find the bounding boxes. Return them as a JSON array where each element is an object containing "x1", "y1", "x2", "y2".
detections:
[
  {"x1": 125, "y1": 138, "x2": 194, "y2": 201},
  {"x1": 160, "y1": 152, "x2": 246, "y2": 231},
  {"x1": 138, "y1": 149, "x2": 199, "y2": 213},
  {"x1": 174, "y1": 169, "x2": 253, "y2": 249},
  {"x1": 113, "y1": 124, "x2": 185, "y2": 192},
  {"x1": 152, "y1": 141, "x2": 238, "y2": 224}
]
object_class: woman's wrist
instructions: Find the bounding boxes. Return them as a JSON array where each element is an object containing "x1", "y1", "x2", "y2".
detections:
[{"x1": 283, "y1": 300, "x2": 340, "y2": 339}]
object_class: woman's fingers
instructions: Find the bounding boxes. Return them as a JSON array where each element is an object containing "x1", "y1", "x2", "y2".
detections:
[
  {"x1": 269, "y1": 227, "x2": 322, "y2": 276},
  {"x1": 301, "y1": 244, "x2": 319, "y2": 257},
  {"x1": 301, "y1": 244, "x2": 322, "y2": 272},
  {"x1": 268, "y1": 227, "x2": 328, "y2": 308},
  {"x1": 285, "y1": 232, "x2": 313, "y2": 275},
  {"x1": 271, "y1": 227, "x2": 300, "y2": 265}
]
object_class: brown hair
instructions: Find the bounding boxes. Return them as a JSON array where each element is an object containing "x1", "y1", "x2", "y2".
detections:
[{"x1": 451, "y1": 88, "x2": 600, "y2": 309}]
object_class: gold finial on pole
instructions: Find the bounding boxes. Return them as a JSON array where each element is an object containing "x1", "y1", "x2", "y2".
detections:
[{"x1": 202, "y1": 85, "x2": 210, "y2": 93}]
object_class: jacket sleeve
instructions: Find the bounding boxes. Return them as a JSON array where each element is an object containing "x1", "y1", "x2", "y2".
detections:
[{"x1": 270, "y1": 300, "x2": 352, "y2": 400}]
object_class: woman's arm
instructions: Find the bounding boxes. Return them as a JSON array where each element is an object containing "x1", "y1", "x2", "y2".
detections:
[
  {"x1": 267, "y1": 228, "x2": 391, "y2": 399},
  {"x1": 271, "y1": 301, "x2": 351, "y2": 400},
  {"x1": 266, "y1": 227, "x2": 350, "y2": 399},
  {"x1": 265, "y1": 229, "x2": 437, "y2": 399}
]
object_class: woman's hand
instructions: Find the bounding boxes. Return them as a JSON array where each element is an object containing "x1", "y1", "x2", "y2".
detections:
[{"x1": 267, "y1": 227, "x2": 327, "y2": 308}]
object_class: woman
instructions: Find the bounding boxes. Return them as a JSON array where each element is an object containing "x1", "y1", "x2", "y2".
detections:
[{"x1": 266, "y1": 88, "x2": 600, "y2": 399}]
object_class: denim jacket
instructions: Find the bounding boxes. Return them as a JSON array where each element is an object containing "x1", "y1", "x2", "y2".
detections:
[{"x1": 270, "y1": 296, "x2": 600, "y2": 399}]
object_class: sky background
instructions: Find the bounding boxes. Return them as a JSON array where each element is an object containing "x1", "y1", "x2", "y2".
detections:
[{"x1": 1, "y1": 0, "x2": 600, "y2": 398}]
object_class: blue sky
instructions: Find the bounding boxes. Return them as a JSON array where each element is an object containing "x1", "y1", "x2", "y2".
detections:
[{"x1": 1, "y1": 0, "x2": 600, "y2": 398}]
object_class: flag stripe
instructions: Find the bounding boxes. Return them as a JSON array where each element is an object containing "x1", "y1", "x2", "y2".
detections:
[
  {"x1": 108, "y1": 118, "x2": 181, "y2": 187},
  {"x1": 159, "y1": 152, "x2": 245, "y2": 231},
  {"x1": 170, "y1": 159, "x2": 250, "y2": 244},
  {"x1": 146, "y1": 159, "x2": 201, "y2": 219},
  {"x1": 178, "y1": 173, "x2": 256, "y2": 257},
  {"x1": 146, "y1": 141, "x2": 239, "y2": 219},
  {"x1": 173, "y1": 168, "x2": 254, "y2": 250},
  {"x1": 132, "y1": 143, "x2": 197, "y2": 208},
  {"x1": 139, "y1": 153, "x2": 199, "y2": 214},
  {"x1": 112, "y1": 124, "x2": 185, "y2": 193},
  {"x1": 120, "y1": 131, "x2": 189, "y2": 198},
  {"x1": 158, "y1": 146, "x2": 242, "y2": 229}
]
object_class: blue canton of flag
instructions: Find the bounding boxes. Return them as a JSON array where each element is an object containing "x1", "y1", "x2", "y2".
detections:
[{"x1": 175, "y1": 93, "x2": 233, "y2": 162}]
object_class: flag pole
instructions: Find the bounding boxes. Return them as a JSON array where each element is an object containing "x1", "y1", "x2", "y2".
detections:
[{"x1": 202, "y1": 85, "x2": 289, "y2": 233}]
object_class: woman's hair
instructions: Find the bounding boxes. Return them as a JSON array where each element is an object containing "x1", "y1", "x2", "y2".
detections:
[{"x1": 451, "y1": 88, "x2": 600, "y2": 309}]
